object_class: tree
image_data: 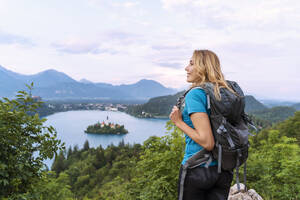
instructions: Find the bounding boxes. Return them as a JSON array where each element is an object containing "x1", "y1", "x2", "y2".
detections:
[
  {"x1": 247, "y1": 130, "x2": 300, "y2": 199},
  {"x1": 67, "y1": 146, "x2": 73, "y2": 158},
  {"x1": 24, "y1": 171, "x2": 74, "y2": 200},
  {"x1": 127, "y1": 121, "x2": 185, "y2": 200},
  {"x1": 0, "y1": 85, "x2": 64, "y2": 198},
  {"x1": 52, "y1": 151, "x2": 66, "y2": 175},
  {"x1": 83, "y1": 140, "x2": 90, "y2": 151},
  {"x1": 276, "y1": 111, "x2": 300, "y2": 145},
  {"x1": 93, "y1": 146, "x2": 106, "y2": 169}
]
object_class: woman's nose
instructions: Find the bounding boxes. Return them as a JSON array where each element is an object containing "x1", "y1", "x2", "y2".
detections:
[{"x1": 185, "y1": 65, "x2": 189, "y2": 71}]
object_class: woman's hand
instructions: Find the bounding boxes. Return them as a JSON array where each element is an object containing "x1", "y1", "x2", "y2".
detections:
[{"x1": 169, "y1": 106, "x2": 183, "y2": 126}]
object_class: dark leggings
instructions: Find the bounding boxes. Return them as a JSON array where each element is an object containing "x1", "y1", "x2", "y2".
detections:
[{"x1": 178, "y1": 165, "x2": 233, "y2": 200}]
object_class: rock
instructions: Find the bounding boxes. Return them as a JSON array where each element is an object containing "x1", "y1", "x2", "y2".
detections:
[
  {"x1": 228, "y1": 184, "x2": 263, "y2": 200},
  {"x1": 247, "y1": 189, "x2": 263, "y2": 200},
  {"x1": 228, "y1": 192, "x2": 253, "y2": 200},
  {"x1": 229, "y1": 183, "x2": 247, "y2": 195}
]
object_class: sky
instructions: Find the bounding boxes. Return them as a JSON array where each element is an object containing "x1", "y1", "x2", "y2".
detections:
[{"x1": 0, "y1": 0, "x2": 299, "y2": 101}]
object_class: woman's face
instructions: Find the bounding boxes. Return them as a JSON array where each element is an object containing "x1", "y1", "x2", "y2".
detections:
[{"x1": 185, "y1": 58, "x2": 197, "y2": 83}]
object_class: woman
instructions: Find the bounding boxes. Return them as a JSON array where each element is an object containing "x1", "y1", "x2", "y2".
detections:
[{"x1": 169, "y1": 50, "x2": 234, "y2": 200}]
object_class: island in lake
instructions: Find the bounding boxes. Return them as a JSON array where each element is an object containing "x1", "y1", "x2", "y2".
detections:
[{"x1": 85, "y1": 121, "x2": 128, "y2": 135}]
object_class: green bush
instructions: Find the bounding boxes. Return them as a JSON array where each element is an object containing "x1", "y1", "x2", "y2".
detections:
[
  {"x1": 0, "y1": 84, "x2": 64, "y2": 199},
  {"x1": 247, "y1": 130, "x2": 300, "y2": 199}
]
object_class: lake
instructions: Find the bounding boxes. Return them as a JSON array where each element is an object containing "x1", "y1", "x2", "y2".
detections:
[{"x1": 44, "y1": 110, "x2": 169, "y2": 167}]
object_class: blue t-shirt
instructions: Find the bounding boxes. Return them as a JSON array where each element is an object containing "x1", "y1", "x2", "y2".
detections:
[{"x1": 181, "y1": 88, "x2": 217, "y2": 166}]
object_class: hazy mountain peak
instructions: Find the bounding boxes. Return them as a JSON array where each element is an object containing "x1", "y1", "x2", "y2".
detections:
[
  {"x1": 137, "y1": 79, "x2": 153, "y2": 82},
  {"x1": 135, "y1": 79, "x2": 163, "y2": 86},
  {"x1": 31, "y1": 69, "x2": 76, "y2": 87},
  {"x1": 80, "y1": 78, "x2": 94, "y2": 84},
  {"x1": 37, "y1": 69, "x2": 63, "y2": 75},
  {"x1": 0, "y1": 65, "x2": 28, "y2": 80},
  {"x1": 0, "y1": 65, "x2": 16, "y2": 74},
  {"x1": 0, "y1": 65, "x2": 5, "y2": 70},
  {"x1": 244, "y1": 95, "x2": 267, "y2": 113},
  {"x1": 43, "y1": 69, "x2": 57, "y2": 73},
  {"x1": 137, "y1": 79, "x2": 157, "y2": 83}
]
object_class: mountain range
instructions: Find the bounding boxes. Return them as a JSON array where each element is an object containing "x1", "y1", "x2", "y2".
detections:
[
  {"x1": 0, "y1": 65, "x2": 177, "y2": 100},
  {"x1": 1, "y1": 65, "x2": 300, "y2": 110}
]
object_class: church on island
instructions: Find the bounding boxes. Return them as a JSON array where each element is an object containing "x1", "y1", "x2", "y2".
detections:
[{"x1": 85, "y1": 120, "x2": 128, "y2": 135}]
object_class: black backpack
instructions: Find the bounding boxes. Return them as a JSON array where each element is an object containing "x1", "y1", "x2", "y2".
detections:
[{"x1": 176, "y1": 80, "x2": 256, "y2": 192}]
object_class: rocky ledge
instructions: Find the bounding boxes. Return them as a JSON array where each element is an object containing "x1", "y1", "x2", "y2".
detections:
[{"x1": 228, "y1": 183, "x2": 263, "y2": 200}]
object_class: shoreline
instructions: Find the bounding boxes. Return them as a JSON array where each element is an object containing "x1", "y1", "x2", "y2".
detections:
[{"x1": 41, "y1": 109, "x2": 169, "y2": 120}]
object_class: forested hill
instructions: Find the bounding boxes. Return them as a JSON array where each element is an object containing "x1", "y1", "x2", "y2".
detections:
[
  {"x1": 249, "y1": 106, "x2": 297, "y2": 124},
  {"x1": 244, "y1": 95, "x2": 267, "y2": 113},
  {"x1": 292, "y1": 103, "x2": 300, "y2": 110},
  {"x1": 125, "y1": 90, "x2": 184, "y2": 118},
  {"x1": 126, "y1": 91, "x2": 267, "y2": 118}
]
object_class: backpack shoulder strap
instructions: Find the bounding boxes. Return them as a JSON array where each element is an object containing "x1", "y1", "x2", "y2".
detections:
[
  {"x1": 190, "y1": 86, "x2": 210, "y2": 110},
  {"x1": 178, "y1": 86, "x2": 210, "y2": 110},
  {"x1": 183, "y1": 86, "x2": 204, "y2": 97},
  {"x1": 176, "y1": 86, "x2": 207, "y2": 109}
]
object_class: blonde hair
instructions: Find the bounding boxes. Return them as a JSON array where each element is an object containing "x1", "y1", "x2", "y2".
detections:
[{"x1": 190, "y1": 50, "x2": 235, "y2": 100}]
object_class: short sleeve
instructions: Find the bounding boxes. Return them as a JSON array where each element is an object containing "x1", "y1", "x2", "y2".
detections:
[{"x1": 185, "y1": 88, "x2": 208, "y2": 115}]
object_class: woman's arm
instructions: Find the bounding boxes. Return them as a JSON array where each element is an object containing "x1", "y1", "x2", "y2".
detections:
[{"x1": 169, "y1": 106, "x2": 215, "y2": 151}]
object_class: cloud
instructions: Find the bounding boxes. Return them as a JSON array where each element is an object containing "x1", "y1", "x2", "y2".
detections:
[
  {"x1": 87, "y1": 0, "x2": 148, "y2": 27},
  {"x1": 52, "y1": 41, "x2": 119, "y2": 55},
  {"x1": 92, "y1": 48, "x2": 119, "y2": 55},
  {"x1": 152, "y1": 44, "x2": 187, "y2": 51},
  {"x1": 217, "y1": 42, "x2": 283, "y2": 58},
  {"x1": 161, "y1": 0, "x2": 192, "y2": 9},
  {"x1": 148, "y1": 38, "x2": 192, "y2": 70},
  {"x1": 161, "y1": 0, "x2": 300, "y2": 31},
  {"x1": 111, "y1": 1, "x2": 139, "y2": 8},
  {"x1": 54, "y1": 44, "x2": 119, "y2": 55},
  {"x1": 51, "y1": 31, "x2": 142, "y2": 55},
  {"x1": 52, "y1": 40, "x2": 99, "y2": 54},
  {"x1": 105, "y1": 31, "x2": 143, "y2": 44},
  {"x1": 0, "y1": 31, "x2": 33, "y2": 46},
  {"x1": 154, "y1": 61, "x2": 182, "y2": 69},
  {"x1": 88, "y1": 0, "x2": 139, "y2": 8}
]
